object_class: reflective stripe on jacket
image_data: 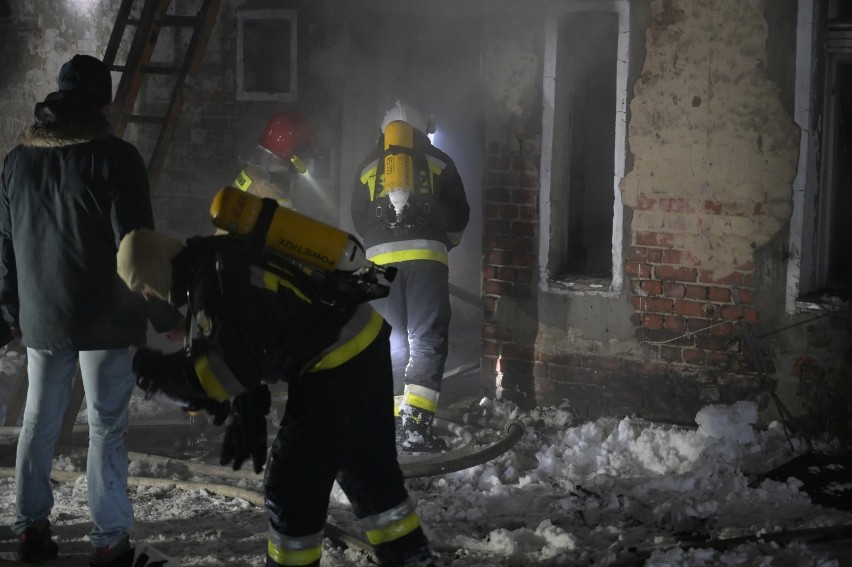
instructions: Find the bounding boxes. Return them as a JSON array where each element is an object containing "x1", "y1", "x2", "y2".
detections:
[
  {"x1": 365, "y1": 239, "x2": 448, "y2": 266},
  {"x1": 178, "y1": 236, "x2": 369, "y2": 399},
  {"x1": 350, "y1": 131, "x2": 469, "y2": 256},
  {"x1": 308, "y1": 303, "x2": 383, "y2": 372}
]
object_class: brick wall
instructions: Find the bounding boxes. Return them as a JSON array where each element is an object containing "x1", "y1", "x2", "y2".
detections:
[
  {"x1": 626, "y1": 241, "x2": 757, "y2": 366},
  {"x1": 481, "y1": 138, "x2": 538, "y2": 408},
  {"x1": 623, "y1": 239, "x2": 767, "y2": 420},
  {"x1": 481, "y1": 134, "x2": 768, "y2": 422},
  {"x1": 476, "y1": 0, "x2": 806, "y2": 423}
]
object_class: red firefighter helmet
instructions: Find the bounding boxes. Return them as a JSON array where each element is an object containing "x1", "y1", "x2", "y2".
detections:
[
  {"x1": 241, "y1": 112, "x2": 314, "y2": 174},
  {"x1": 258, "y1": 112, "x2": 313, "y2": 159}
]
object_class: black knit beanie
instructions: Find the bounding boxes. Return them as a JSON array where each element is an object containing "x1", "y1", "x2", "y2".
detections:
[{"x1": 57, "y1": 54, "x2": 112, "y2": 108}]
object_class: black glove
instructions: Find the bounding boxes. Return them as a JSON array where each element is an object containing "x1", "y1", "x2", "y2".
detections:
[
  {"x1": 219, "y1": 385, "x2": 271, "y2": 474},
  {"x1": 132, "y1": 347, "x2": 230, "y2": 424}
]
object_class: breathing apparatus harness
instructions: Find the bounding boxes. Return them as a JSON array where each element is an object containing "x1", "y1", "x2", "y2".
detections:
[
  {"x1": 249, "y1": 198, "x2": 392, "y2": 307},
  {"x1": 210, "y1": 186, "x2": 397, "y2": 310},
  {"x1": 379, "y1": 120, "x2": 434, "y2": 235}
]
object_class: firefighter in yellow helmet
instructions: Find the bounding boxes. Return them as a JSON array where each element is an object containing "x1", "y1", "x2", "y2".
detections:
[
  {"x1": 351, "y1": 100, "x2": 470, "y2": 452},
  {"x1": 115, "y1": 190, "x2": 433, "y2": 567},
  {"x1": 234, "y1": 112, "x2": 313, "y2": 209}
]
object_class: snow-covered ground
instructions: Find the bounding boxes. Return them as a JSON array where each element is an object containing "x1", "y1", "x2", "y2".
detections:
[{"x1": 2, "y1": 388, "x2": 851, "y2": 566}]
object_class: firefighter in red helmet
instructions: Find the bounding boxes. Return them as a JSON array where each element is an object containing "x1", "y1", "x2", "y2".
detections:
[{"x1": 234, "y1": 112, "x2": 313, "y2": 209}]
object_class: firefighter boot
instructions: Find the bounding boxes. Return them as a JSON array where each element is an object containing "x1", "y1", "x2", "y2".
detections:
[
  {"x1": 375, "y1": 531, "x2": 436, "y2": 566},
  {"x1": 398, "y1": 406, "x2": 446, "y2": 453}
]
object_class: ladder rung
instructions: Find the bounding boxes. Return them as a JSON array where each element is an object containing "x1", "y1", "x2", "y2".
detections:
[
  {"x1": 140, "y1": 65, "x2": 182, "y2": 75},
  {"x1": 124, "y1": 15, "x2": 198, "y2": 28},
  {"x1": 109, "y1": 64, "x2": 181, "y2": 75},
  {"x1": 125, "y1": 115, "x2": 167, "y2": 125},
  {"x1": 109, "y1": 0, "x2": 222, "y2": 189},
  {"x1": 161, "y1": 15, "x2": 200, "y2": 27}
]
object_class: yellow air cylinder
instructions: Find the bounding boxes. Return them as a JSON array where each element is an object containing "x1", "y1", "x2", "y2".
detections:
[
  {"x1": 383, "y1": 120, "x2": 415, "y2": 195},
  {"x1": 210, "y1": 186, "x2": 366, "y2": 273}
]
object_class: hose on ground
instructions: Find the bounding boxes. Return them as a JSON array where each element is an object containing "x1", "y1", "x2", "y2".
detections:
[
  {"x1": 1, "y1": 414, "x2": 525, "y2": 481},
  {"x1": 0, "y1": 413, "x2": 524, "y2": 561},
  {"x1": 0, "y1": 465, "x2": 379, "y2": 563},
  {"x1": 401, "y1": 418, "x2": 525, "y2": 479},
  {"x1": 0, "y1": 465, "x2": 264, "y2": 506}
]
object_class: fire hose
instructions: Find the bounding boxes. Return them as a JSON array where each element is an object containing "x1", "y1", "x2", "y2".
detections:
[{"x1": 0, "y1": 414, "x2": 524, "y2": 563}]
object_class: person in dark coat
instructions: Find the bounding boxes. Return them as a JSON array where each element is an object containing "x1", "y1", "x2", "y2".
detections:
[
  {"x1": 116, "y1": 225, "x2": 436, "y2": 567},
  {"x1": 0, "y1": 54, "x2": 180, "y2": 566}
]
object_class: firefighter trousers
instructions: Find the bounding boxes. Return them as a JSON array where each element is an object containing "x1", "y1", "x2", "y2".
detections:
[
  {"x1": 370, "y1": 260, "x2": 450, "y2": 396},
  {"x1": 263, "y1": 323, "x2": 424, "y2": 550}
]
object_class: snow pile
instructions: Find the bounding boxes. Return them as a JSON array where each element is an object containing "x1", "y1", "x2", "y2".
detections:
[
  {"x1": 695, "y1": 400, "x2": 758, "y2": 444},
  {"x1": 396, "y1": 399, "x2": 848, "y2": 566},
  {"x1": 1, "y1": 399, "x2": 850, "y2": 566}
]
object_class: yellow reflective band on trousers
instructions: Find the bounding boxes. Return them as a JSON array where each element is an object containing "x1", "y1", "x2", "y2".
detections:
[
  {"x1": 365, "y1": 511, "x2": 421, "y2": 546},
  {"x1": 267, "y1": 528, "x2": 323, "y2": 566},
  {"x1": 308, "y1": 308, "x2": 384, "y2": 372},
  {"x1": 403, "y1": 391, "x2": 439, "y2": 414},
  {"x1": 267, "y1": 540, "x2": 321, "y2": 566},
  {"x1": 193, "y1": 355, "x2": 231, "y2": 402}
]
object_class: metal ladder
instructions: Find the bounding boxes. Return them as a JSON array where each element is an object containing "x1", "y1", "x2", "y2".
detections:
[{"x1": 102, "y1": 0, "x2": 221, "y2": 190}]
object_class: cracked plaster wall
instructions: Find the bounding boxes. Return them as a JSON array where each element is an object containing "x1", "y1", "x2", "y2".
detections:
[{"x1": 621, "y1": 0, "x2": 800, "y2": 272}]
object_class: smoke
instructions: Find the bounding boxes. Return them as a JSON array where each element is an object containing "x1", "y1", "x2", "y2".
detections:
[{"x1": 299, "y1": 1, "x2": 487, "y2": 299}]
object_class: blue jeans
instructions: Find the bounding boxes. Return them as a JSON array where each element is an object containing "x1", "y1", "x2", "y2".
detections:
[{"x1": 12, "y1": 349, "x2": 136, "y2": 546}]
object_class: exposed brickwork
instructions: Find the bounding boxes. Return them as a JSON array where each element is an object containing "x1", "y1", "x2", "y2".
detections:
[
  {"x1": 626, "y1": 240, "x2": 764, "y2": 392},
  {"x1": 481, "y1": 138, "x2": 538, "y2": 409},
  {"x1": 481, "y1": 137, "x2": 768, "y2": 420}
]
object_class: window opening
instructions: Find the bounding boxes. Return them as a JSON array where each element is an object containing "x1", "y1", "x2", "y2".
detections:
[
  {"x1": 539, "y1": 1, "x2": 629, "y2": 295},
  {"x1": 789, "y1": 0, "x2": 852, "y2": 311},
  {"x1": 237, "y1": 9, "x2": 297, "y2": 102}
]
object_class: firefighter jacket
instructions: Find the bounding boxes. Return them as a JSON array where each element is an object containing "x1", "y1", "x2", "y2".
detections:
[
  {"x1": 0, "y1": 91, "x2": 170, "y2": 350},
  {"x1": 171, "y1": 235, "x2": 386, "y2": 400},
  {"x1": 351, "y1": 130, "x2": 470, "y2": 266}
]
